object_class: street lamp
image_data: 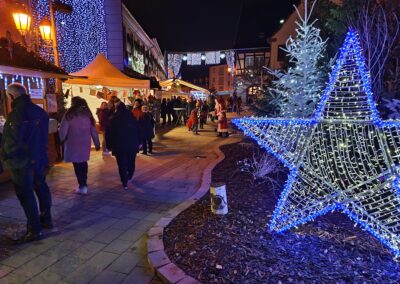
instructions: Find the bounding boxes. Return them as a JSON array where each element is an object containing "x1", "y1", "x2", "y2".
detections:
[
  {"x1": 12, "y1": 9, "x2": 31, "y2": 36},
  {"x1": 39, "y1": 17, "x2": 52, "y2": 42}
]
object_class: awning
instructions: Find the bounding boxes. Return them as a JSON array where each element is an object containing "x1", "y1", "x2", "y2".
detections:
[
  {"x1": 160, "y1": 79, "x2": 210, "y2": 94},
  {"x1": 0, "y1": 65, "x2": 72, "y2": 79},
  {"x1": 64, "y1": 54, "x2": 150, "y2": 89}
]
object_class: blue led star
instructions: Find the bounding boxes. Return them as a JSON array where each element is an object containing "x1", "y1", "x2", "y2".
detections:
[{"x1": 233, "y1": 30, "x2": 400, "y2": 257}]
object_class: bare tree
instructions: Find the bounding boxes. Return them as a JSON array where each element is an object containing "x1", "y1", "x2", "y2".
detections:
[{"x1": 350, "y1": 0, "x2": 400, "y2": 99}]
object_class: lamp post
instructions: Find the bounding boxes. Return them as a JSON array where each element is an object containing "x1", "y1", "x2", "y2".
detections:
[
  {"x1": 12, "y1": 2, "x2": 61, "y2": 92},
  {"x1": 12, "y1": 8, "x2": 31, "y2": 46}
]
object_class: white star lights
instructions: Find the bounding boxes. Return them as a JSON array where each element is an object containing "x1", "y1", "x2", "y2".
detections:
[{"x1": 233, "y1": 30, "x2": 400, "y2": 257}]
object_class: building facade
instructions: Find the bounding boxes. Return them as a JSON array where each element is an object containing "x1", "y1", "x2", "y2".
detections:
[
  {"x1": 1, "y1": 0, "x2": 166, "y2": 81},
  {"x1": 209, "y1": 64, "x2": 233, "y2": 92},
  {"x1": 122, "y1": 4, "x2": 166, "y2": 81}
]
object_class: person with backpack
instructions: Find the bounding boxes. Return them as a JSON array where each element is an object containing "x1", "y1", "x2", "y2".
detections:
[{"x1": 0, "y1": 83, "x2": 53, "y2": 243}]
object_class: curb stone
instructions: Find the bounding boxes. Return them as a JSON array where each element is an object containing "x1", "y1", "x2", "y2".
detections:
[{"x1": 146, "y1": 141, "x2": 229, "y2": 284}]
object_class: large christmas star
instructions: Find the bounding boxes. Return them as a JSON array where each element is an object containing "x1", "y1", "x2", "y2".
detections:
[{"x1": 234, "y1": 30, "x2": 400, "y2": 257}]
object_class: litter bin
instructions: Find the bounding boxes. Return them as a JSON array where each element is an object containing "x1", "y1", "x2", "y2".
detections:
[{"x1": 210, "y1": 182, "x2": 228, "y2": 215}]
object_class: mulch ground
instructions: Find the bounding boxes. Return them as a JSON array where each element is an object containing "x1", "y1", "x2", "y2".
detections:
[{"x1": 164, "y1": 139, "x2": 400, "y2": 283}]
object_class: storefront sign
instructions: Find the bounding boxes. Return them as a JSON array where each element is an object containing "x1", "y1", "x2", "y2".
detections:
[{"x1": 30, "y1": 88, "x2": 44, "y2": 99}]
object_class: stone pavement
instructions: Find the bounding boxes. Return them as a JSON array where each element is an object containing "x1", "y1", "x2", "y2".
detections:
[{"x1": 0, "y1": 116, "x2": 241, "y2": 284}]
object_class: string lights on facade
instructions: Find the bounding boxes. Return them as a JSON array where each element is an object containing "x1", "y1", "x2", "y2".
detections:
[
  {"x1": 233, "y1": 30, "x2": 400, "y2": 257},
  {"x1": 32, "y1": 0, "x2": 107, "y2": 72}
]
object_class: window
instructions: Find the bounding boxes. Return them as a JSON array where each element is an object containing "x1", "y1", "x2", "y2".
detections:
[
  {"x1": 245, "y1": 56, "x2": 254, "y2": 69},
  {"x1": 218, "y1": 77, "x2": 224, "y2": 85},
  {"x1": 212, "y1": 78, "x2": 216, "y2": 83},
  {"x1": 248, "y1": 86, "x2": 260, "y2": 95},
  {"x1": 255, "y1": 56, "x2": 264, "y2": 68},
  {"x1": 219, "y1": 67, "x2": 224, "y2": 75}
]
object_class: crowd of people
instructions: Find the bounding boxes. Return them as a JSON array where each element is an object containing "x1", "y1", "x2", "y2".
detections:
[{"x1": 0, "y1": 82, "x2": 243, "y2": 243}]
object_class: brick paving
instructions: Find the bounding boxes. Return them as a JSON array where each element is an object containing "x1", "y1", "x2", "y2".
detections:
[{"x1": 0, "y1": 119, "x2": 241, "y2": 284}]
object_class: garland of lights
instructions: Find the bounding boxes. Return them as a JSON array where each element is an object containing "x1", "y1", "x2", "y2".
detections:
[
  {"x1": 187, "y1": 53, "x2": 202, "y2": 66},
  {"x1": 205, "y1": 51, "x2": 221, "y2": 65},
  {"x1": 31, "y1": 0, "x2": 107, "y2": 73},
  {"x1": 167, "y1": 53, "x2": 184, "y2": 77},
  {"x1": 233, "y1": 30, "x2": 400, "y2": 257},
  {"x1": 225, "y1": 50, "x2": 235, "y2": 76}
]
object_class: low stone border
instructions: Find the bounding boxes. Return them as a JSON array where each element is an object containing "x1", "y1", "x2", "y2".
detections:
[{"x1": 146, "y1": 141, "x2": 229, "y2": 284}]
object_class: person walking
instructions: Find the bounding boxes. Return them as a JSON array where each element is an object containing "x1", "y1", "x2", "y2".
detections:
[
  {"x1": 0, "y1": 83, "x2": 52, "y2": 243},
  {"x1": 201, "y1": 100, "x2": 209, "y2": 126},
  {"x1": 141, "y1": 105, "x2": 155, "y2": 154},
  {"x1": 59, "y1": 97, "x2": 100, "y2": 195},
  {"x1": 236, "y1": 96, "x2": 242, "y2": 115},
  {"x1": 96, "y1": 101, "x2": 110, "y2": 155},
  {"x1": 217, "y1": 111, "x2": 229, "y2": 137},
  {"x1": 106, "y1": 102, "x2": 140, "y2": 190},
  {"x1": 186, "y1": 108, "x2": 199, "y2": 135},
  {"x1": 132, "y1": 99, "x2": 144, "y2": 121},
  {"x1": 160, "y1": 98, "x2": 167, "y2": 126},
  {"x1": 166, "y1": 98, "x2": 174, "y2": 125}
]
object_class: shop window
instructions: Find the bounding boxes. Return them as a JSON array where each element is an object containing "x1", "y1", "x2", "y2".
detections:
[
  {"x1": 245, "y1": 56, "x2": 254, "y2": 69},
  {"x1": 248, "y1": 85, "x2": 260, "y2": 96}
]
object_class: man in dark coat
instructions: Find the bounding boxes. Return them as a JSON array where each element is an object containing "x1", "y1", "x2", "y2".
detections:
[
  {"x1": 140, "y1": 105, "x2": 155, "y2": 155},
  {"x1": 106, "y1": 102, "x2": 140, "y2": 190},
  {"x1": 0, "y1": 83, "x2": 52, "y2": 243}
]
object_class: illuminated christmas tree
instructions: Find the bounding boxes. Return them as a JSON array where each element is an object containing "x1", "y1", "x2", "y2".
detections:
[{"x1": 268, "y1": 0, "x2": 327, "y2": 118}]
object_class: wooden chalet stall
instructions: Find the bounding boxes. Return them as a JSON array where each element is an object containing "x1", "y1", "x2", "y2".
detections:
[{"x1": 0, "y1": 42, "x2": 70, "y2": 182}]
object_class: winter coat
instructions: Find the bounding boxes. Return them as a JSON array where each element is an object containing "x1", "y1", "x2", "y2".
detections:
[
  {"x1": 59, "y1": 113, "x2": 100, "y2": 163},
  {"x1": 132, "y1": 107, "x2": 144, "y2": 121},
  {"x1": 141, "y1": 112, "x2": 155, "y2": 140},
  {"x1": 106, "y1": 103, "x2": 140, "y2": 155},
  {"x1": 160, "y1": 101, "x2": 167, "y2": 118},
  {"x1": 0, "y1": 132, "x2": 3, "y2": 174},
  {"x1": 166, "y1": 101, "x2": 174, "y2": 114},
  {"x1": 186, "y1": 109, "x2": 198, "y2": 130},
  {"x1": 217, "y1": 115, "x2": 228, "y2": 133},
  {"x1": 0, "y1": 95, "x2": 49, "y2": 170},
  {"x1": 96, "y1": 108, "x2": 110, "y2": 131}
]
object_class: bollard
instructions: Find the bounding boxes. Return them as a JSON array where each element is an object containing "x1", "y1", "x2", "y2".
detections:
[{"x1": 210, "y1": 182, "x2": 228, "y2": 215}]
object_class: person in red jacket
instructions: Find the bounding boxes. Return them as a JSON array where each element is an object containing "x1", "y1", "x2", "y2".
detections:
[{"x1": 217, "y1": 111, "x2": 229, "y2": 137}]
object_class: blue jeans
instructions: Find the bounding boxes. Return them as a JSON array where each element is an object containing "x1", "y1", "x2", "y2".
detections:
[{"x1": 9, "y1": 166, "x2": 52, "y2": 233}]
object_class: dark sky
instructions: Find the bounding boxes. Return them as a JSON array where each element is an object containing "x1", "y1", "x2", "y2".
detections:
[{"x1": 123, "y1": 0, "x2": 300, "y2": 52}]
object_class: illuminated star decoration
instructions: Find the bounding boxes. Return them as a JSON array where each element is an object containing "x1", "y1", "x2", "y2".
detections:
[{"x1": 233, "y1": 30, "x2": 400, "y2": 257}]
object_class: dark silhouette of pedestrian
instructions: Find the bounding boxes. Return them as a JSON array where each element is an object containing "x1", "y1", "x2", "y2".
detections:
[
  {"x1": 0, "y1": 83, "x2": 52, "y2": 243},
  {"x1": 141, "y1": 105, "x2": 155, "y2": 154},
  {"x1": 160, "y1": 98, "x2": 167, "y2": 126},
  {"x1": 106, "y1": 102, "x2": 140, "y2": 190}
]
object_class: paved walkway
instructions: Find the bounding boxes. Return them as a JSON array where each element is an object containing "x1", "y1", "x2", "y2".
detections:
[{"x1": 0, "y1": 116, "x2": 241, "y2": 284}]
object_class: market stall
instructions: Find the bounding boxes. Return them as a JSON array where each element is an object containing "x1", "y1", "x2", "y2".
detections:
[
  {"x1": 63, "y1": 54, "x2": 150, "y2": 119},
  {"x1": 160, "y1": 79, "x2": 210, "y2": 100},
  {"x1": 0, "y1": 65, "x2": 70, "y2": 182}
]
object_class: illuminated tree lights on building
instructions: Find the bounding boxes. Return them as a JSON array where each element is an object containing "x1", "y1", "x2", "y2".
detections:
[
  {"x1": 31, "y1": 0, "x2": 107, "y2": 73},
  {"x1": 233, "y1": 30, "x2": 400, "y2": 257}
]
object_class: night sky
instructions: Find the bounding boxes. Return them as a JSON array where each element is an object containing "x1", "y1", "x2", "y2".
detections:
[{"x1": 123, "y1": 0, "x2": 300, "y2": 79}]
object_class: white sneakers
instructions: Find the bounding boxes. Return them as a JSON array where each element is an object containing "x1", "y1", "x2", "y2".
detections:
[{"x1": 75, "y1": 186, "x2": 88, "y2": 195}]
